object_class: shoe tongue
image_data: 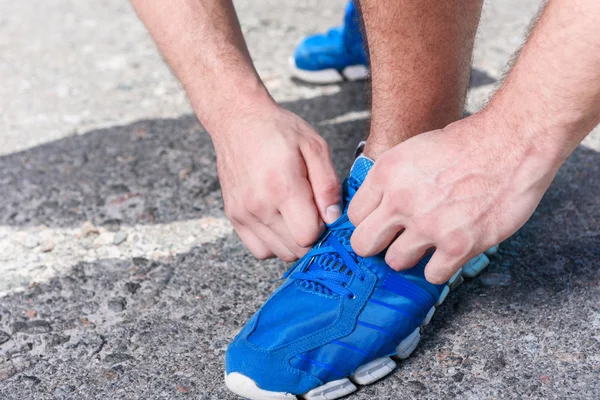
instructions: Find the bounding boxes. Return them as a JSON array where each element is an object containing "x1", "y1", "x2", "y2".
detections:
[
  {"x1": 344, "y1": 155, "x2": 374, "y2": 209},
  {"x1": 298, "y1": 155, "x2": 374, "y2": 296}
]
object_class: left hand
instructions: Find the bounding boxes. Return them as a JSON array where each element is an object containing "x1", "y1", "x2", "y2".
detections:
[{"x1": 348, "y1": 112, "x2": 560, "y2": 284}]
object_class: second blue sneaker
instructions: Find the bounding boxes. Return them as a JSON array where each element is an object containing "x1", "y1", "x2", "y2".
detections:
[
  {"x1": 290, "y1": 1, "x2": 369, "y2": 84},
  {"x1": 225, "y1": 156, "x2": 490, "y2": 399}
]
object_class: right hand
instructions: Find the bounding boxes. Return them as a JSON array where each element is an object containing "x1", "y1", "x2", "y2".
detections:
[{"x1": 212, "y1": 101, "x2": 342, "y2": 262}]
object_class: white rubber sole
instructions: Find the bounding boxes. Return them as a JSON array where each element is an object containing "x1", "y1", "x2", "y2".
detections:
[
  {"x1": 225, "y1": 372, "x2": 296, "y2": 400},
  {"x1": 304, "y1": 378, "x2": 357, "y2": 400},
  {"x1": 462, "y1": 253, "x2": 491, "y2": 278},
  {"x1": 288, "y1": 57, "x2": 369, "y2": 84},
  {"x1": 226, "y1": 253, "x2": 492, "y2": 399}
]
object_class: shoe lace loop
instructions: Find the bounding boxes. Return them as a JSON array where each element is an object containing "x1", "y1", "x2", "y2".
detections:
[{"x1": 284, "y1": 215, "x2": 365, "y2": 298}]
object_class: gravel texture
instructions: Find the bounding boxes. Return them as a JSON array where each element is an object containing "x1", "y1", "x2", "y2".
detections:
[{"x1": 1, "y1": 0, "x2": 600, "y2": 399}]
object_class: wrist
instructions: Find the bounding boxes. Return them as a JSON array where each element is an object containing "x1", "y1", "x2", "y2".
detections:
[
  {"x1": 188, "y1": 74, "x2": 278, "y2": 139},
  {"x1": 458, "y1": 110, "x2": 561, "y2": 202},
  {"x1": 481, "y1": 92, "x2": 577, "y2": 168}
]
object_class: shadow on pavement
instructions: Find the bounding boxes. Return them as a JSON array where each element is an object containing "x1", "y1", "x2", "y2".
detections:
[
  {"x1": 0, "y1": 67, "x2": 496, "y2": 230},
  {"x1": 0, "y1": 82, "x2": 367, "y2": 229},
  {"x1": 1, "y1": 71, "x2": 599, "y2": 399}
]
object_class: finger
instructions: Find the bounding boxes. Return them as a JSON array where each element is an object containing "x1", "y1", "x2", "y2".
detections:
[
  {"x1": 347, "y1": 174, "x2": 383, "y2": 227},
  {"x1": 278, "y1": 179, "x2": 325, "y2": 248},
  {"x1": 300, "y1": 138, "x2": 342, "y2": 224},
  {"x1": 423, "y1": 249, "x2": 464, "y2": 285},
  {"x1": 231, "y1": 220, "x2": 275, "y2": 260},
  {"x1": 246, "y1": 219, "x2": 298, "y2": 262},
  {"x1": 263, "y1": 212, "x2": 312, "y2": 259},
  {"x1": 384, "y1": 230, "x2": 432, "y2": 271},
  {"x1": 350, "y1": 201, "x2": 403, "y2": 257}
]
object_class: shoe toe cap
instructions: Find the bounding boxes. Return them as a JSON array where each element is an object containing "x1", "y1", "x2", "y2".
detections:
[
  {"x1": 225, "y1": 333, "x2": 322, "y2": 395},
  {"x1": 293, "y1": 31, "x2": 345, "y2": 71}
]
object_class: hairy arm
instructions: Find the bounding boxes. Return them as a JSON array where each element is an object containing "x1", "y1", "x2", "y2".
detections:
[
  {"x1": 131, "y1": 0, "x2": 341, "y2": 261},
  {"x1": 130, "y1": 0, "x2": 271, "y2": 133},
  {"x1": 489, "y1": 0, "x2": 600, "y2": 161},
  {"x1": 349, "y1": 0, "x2": 600, "y2": 283}
]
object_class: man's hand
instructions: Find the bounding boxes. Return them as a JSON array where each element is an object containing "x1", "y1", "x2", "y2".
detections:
[
  {"x1": 215, "y1": 102, "x2": 341, "y2": 261},
  {"x1": 349, "y1": 0, "x2": 600, "y2": 284},
  {"x1": 348, "y1": 113, "x2": 559, "y2": 283},
  {"x1": 131, "y1": 0, "x2": 342, "y2": 261}
]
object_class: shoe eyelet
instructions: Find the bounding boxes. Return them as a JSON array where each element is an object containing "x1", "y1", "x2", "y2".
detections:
[{"x1": 348, "y1": 294, "x2": 356, "y2": 300}]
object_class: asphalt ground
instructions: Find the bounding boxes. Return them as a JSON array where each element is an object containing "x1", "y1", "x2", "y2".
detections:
[{"x1": 1, "y1": 1, "x2": 599, "y2": 399}]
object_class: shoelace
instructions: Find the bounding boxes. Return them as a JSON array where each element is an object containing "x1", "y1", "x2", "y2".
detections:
[
  {"x1": 284, "y1": 215, "x2": 365, "y2": 299},
  {"x1": 282, "y1": 176, "x2": 365, "y2": 298}
]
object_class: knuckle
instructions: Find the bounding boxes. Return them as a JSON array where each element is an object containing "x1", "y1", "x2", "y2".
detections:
[
  {"x1": 306, "y1": 136, "x2": 329, "y2": 156},
  {"x1": 389, "y1": 186, "x2": 408, "y2": 202},
  {"x1": 377, "y1": 197, "x2": 402, "y2": 220},
  {"x1": 369, "y1": 171, "x2": 385, "y2": 189},
  {"x1": 441, "y1": 231, "x2": 471, "y2": 259},
  {"x1": 350, "y1": 232, "x2": 366, "y2": 256},
  {"x1": 274, "y1": 186, "x2": 294, "y2": 204},
  {"x1": 384, "y1": 251, "x2": 399, "y2": 268},
  {"x1": 264, "y1": 173, "x2": 294, "y2": 203},
  {"x1": 296, "y1": 246, "x2": 310, "y2": 258},
  {"x1": 386, "y1": 196, "x2": 403, "y2": 214},
  {"x1": 281, "y1": 254, "x2": 297, "y2": 263},
  {"x1": 425, "y1": 269, "x2": 446, "y2": 285},
  {"x1": 264, "y1": 167, "x2": 282, "y2": 184},
  {"x1": 252, "y1": 248, "x2": 273, "y2": 260},
  {"x1": 317, "y1": 178, "x2": 341, "y2": 199},
  {"x1": 261, "y1": 212, "x2": 282, "y2": 230},
  {"x1": 385, "y1": 243, "x2": 409, "y2": 270},
  {"x1": 225, "y1": 202, "x2": 245, "y2": 222},
  {"x1": 245, "y1": 196, "x2": 268, "y2": 216},
  {"x1": 295, "y1": 225, "x2": 320, "y2": 248},
  {"x1": 295, "y1": 234, "x2": 316, "y2": 249},
  {"x1": 410, "y1": 217, "x2": 435, "y2": 240},
  {"x1": 347, "y1": 202, "x2": 365, "y2": 225}
]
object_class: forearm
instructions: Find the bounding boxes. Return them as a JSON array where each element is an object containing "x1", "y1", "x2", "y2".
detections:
[
  {"x1": 485, "y1": 0, "x2": 600, "y2": 164},
  {"x1": 131, "y1": 0, "x2": 275, "y2": 137}
]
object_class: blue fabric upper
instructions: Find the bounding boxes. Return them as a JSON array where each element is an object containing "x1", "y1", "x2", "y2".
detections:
[
  {"x1": 293, "y1": 1, "x2": 368, "y2": 72},
  {"x1": 225, "y1": 156, "x2": 445, "y2": 394}
]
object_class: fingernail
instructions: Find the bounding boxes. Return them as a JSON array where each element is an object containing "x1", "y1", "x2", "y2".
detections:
[{"x1": 326, "y1": 205, "x2": 342, "y2": 224}]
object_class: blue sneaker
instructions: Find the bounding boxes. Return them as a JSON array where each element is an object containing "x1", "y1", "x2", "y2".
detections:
[
  {"x1": 225, "y1": 156, "x2": 490, "y2": 399},
  {"x1": 484, "y1": 244, "x2": 500, "y2": 256},
  {"x1": 290, "y1": 1, "x2": 369, "y2": 84}
]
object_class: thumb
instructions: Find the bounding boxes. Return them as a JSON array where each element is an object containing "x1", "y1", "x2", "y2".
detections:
[{"x1": 300, "y1": 138, "x2": 342, "y2": 224}]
